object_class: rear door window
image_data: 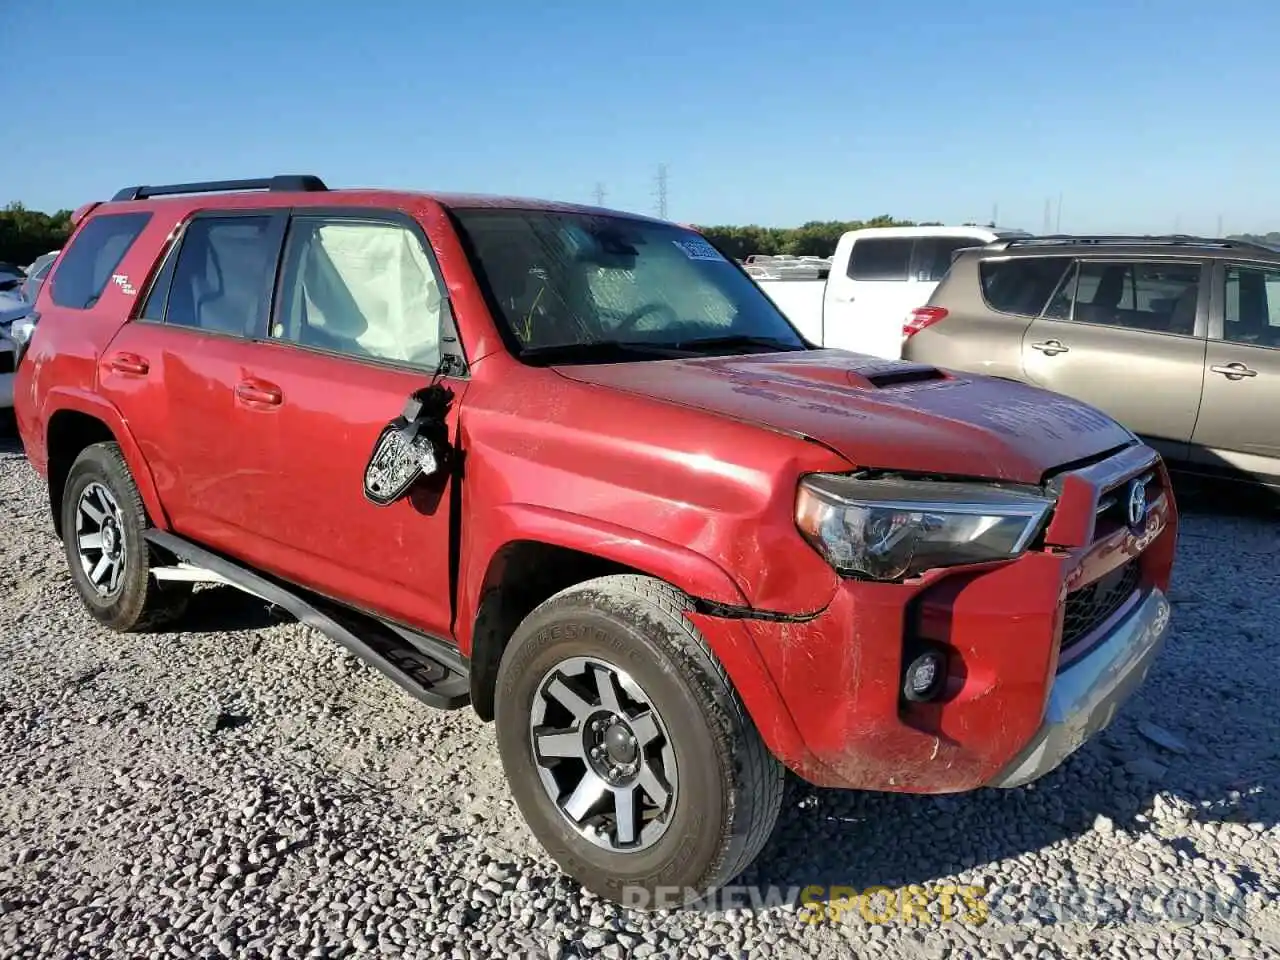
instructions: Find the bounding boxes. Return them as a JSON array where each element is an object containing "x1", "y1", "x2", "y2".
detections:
[
  {"x1": 1045, "y1": 260, "x2": 1201, "y2": 335},
  {"x1": 1223, "y1": 264, "x2": 1280, "y2": 349},
  {"x1": 978, "y1": 257, "x2": 1073, "y2": 316},
  {"x1": 49, "y1": 213, "x2": 151, "y2": 309},
  {"x1": 160, "y1": 214, "x2": 286, "y2": 337},
  {"x1": 847, "y1": 238, "x2": 913, "y2": 281}
]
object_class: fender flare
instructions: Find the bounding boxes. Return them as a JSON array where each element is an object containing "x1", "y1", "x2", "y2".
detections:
[
  {"x1": 43, "y1": 387, "x2": 172, "y2": 531},
  {"x1": 458, "y1": 503, "x2": 750, "y2": 653},
  {"x1": 458, "y1": 503, "x2": 819, "y2": 773}
]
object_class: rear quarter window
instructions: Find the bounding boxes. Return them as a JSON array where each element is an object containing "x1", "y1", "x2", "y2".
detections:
[
  {"x1": 978, "y1": 256, "x2": 1072, "y2": 316},
  {"x1": 50, "y1": 212, "x2": 152, "y2": 310}
]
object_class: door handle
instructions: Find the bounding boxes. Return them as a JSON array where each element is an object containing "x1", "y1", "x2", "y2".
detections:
[
  {"x1": 235, "y1": 379, "x2": 283, "y2": 406},
  {"x1": 1210, "y1": 362, "x2": 1257, "y2": 380},
  {"x1": 107, "y1": 352, "x2": 150, "y2": 375},
  {"x1": 1031, "y1": 339, "x2": 1070, "y2": 356}
]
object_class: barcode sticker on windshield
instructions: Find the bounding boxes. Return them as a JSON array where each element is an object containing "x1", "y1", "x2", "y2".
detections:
[{"x1": 672, "y1": 237, "x2": 723, "y2": 261}]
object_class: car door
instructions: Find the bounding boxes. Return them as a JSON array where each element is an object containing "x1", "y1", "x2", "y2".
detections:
[
  {"x1": 222, "y1": 210, "x2": 468, "y2": 636},
  {"x1": 1019, "y1": 257, "x2": 1208, "y2": 463},
  {"x1": 1188, "y1": 260, "x2": 1280, "y2": 486},
  {"x1": 822, "y1": 234, "x2": 915, "y2": 359},
  {"x1": 100, "y1": 210, "x2": 290, "y2": 552}
]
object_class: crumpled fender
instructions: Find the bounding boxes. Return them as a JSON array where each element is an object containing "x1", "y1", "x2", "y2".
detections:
[{"x1": 457, "y1": 502, "x2": 819, "y2": 770}]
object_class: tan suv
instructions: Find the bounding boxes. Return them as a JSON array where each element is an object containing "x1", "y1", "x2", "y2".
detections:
[{"x1": 902, "y1": 235, "x2": 1280, "y2": 492}]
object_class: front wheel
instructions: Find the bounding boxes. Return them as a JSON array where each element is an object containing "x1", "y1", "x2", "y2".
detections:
[{"x1": 494, "y1": 574, "x2": 784, "y2": 908}]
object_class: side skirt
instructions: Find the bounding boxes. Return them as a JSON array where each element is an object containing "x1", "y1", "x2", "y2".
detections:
[{"x1": 144, "y1": 530, "x2": 470, "y2": 710}]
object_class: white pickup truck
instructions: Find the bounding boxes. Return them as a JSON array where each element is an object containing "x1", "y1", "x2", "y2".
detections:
[{"x1": 756, "y1": 225, "x2": 1024, "y2": 359}]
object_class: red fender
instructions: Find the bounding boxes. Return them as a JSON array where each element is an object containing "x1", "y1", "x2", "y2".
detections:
[{"x1": 42, "y1": 387, "x2": 173, "y2": 531}]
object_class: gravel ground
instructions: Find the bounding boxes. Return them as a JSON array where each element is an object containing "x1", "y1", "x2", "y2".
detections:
[{"x1": 1, "y1": 436, "x2": 1278, "y2": 960}]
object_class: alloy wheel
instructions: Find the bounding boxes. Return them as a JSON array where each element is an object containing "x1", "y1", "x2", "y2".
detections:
[
  {"x1": 75, "y1": 482, "x2": 128, "y2": 599},
  {"x1": 529, "y1": 656, "x2": 678, "y2": 853}
]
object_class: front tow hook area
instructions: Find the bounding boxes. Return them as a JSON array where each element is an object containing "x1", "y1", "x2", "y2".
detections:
[{"x1": 991, "y1": 587, "x2": 1172, "y2": 789}]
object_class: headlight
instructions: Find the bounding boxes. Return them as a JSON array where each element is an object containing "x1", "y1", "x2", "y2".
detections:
[{"x1": 795, "y1": 474, "x2": 1055, "y2": 581}]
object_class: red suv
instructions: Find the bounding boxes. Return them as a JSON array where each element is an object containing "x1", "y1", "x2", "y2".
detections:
[{"x1": 13, "y1": 176, "x2": 1177, "y2": 907}]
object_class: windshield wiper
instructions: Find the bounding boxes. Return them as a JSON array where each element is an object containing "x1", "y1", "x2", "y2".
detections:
[
  {"x1": 659, "y1": 334, "x2": 806, "y2": 353},
  {"x1": 518, "y1": 340, "x2": 687, "y2": 366}
]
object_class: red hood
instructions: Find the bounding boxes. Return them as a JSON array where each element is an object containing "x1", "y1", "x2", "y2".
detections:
[{"x1": 553, "y1": 350, "x2": 1136, "y2": 484}]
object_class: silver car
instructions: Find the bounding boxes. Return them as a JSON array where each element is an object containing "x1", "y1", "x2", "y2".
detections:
[{"x1": 902, "y1": 235, "x2": 1280, "y2": 492}]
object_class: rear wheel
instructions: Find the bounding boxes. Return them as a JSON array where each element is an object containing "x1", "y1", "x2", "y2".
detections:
[
  {"x1": 494, "y1": 574, "x2": 784, "y2": 908},
  {"x1": 60, "y1": 442, "x2": 191, "y2": 631}
]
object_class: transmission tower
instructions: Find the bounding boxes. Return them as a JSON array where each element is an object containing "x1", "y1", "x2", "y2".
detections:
[
  {"x1": 655, "y1": 164, "x2": 669, "y2": 219},
  {"x1": 592, "y1": 182, "x2": 606, "y2": 206}
]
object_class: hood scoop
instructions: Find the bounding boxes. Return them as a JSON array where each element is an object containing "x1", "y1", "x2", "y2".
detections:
[{"x1": 858, "y1": 363, "x2": 950, "y2": 389}]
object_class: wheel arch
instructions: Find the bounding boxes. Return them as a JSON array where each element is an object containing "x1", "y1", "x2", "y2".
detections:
[
  {"x1": 460, "y1": 506, "x2": 789, "y2": 734},
  {"x1": 461, "y1": 506, "x2": 750, "y2": 721},
  {"x1": 44, "y1": 392, "x2": 170, "y2": 537}
]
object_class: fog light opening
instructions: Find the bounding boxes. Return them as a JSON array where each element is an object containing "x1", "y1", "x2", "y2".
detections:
[{"x1": 903, "y1": 649, "x2": 947, "y2": 702}]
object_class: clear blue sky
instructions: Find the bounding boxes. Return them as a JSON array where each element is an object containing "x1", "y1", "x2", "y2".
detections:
[{"x1": 4, "y1": 0, "x2": 1278, "y2": 234}]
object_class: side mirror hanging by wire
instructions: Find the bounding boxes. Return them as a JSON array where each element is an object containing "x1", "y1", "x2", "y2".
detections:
[{"x1": 363, "y1": 383, "x2": 455, "y2": 506}]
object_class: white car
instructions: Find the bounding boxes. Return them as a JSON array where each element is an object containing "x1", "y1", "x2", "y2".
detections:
[{"x1": 755, "y1": 225, "x2": 1028, "y2": 359}]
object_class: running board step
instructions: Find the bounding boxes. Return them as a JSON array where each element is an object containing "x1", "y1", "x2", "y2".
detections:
[{"x1": 145, "y1": 530, "x2": 470, "y2": 710}]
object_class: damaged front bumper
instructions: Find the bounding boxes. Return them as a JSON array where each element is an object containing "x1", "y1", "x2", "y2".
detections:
[
  {"x1": 990, "y1": 586, "x2": 1171, "y2": 788},
  {"x1": 707, "y1": 448, "x2": 1179, "y2": 795}
]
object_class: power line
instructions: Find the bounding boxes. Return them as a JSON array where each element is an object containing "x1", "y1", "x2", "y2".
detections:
[{"x1": 654, "y1": 164, "x2": 669, "y2": 220}]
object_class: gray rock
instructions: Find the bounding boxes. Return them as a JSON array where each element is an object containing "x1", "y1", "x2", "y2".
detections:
[
  {"x1": 1137, "y1": 721, "x2": 1189, "y2": 755},
  {"x1": 1125, "y1": 758, "x2": 1169, "y2": 781}
]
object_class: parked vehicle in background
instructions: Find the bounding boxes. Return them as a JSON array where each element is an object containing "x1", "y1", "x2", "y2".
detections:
[
  {"x1": 757, "y1": 225, "x2": 1026, "y2": 359},
  {"x1": 14, "y1": 176, "x2": 1176, "y2": 906},
  {"x1": 21, "y1": 250, "x2": 60, "y2": 304},
  {"x1": 0, "y1": 262, "x2": 25, "y2": 294},
  {"x1": 903, "y1": 234, "x2": 1280, "y2": 491},
  {"x1": 745, "y1": 257, "x2": 830, "y2": 281},
  {"x1": 0, "y1": 254, "x2": 57, "y2": 420},
  {"x1": 0, "y1": 316, "x2": 15, "y2": 415}
]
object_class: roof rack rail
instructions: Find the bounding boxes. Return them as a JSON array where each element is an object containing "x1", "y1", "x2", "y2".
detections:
[
  {"x1": 984, "y1": 233, "x2": 1276, "y2": 254},
  {"x1": 111, "y1": 175, "x2": 328, "y2": 202}
]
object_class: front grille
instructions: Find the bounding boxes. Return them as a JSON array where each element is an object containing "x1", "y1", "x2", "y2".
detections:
[
  {"x1": 1094, "y1": 469, "x2": 1161, "y2": 535},
  {"x1": 0, "y1": 351, "x2": 12, "y2": 376},
  {"x1": 1060, "y1": 559, "x2": 1141, "y2": 654}
]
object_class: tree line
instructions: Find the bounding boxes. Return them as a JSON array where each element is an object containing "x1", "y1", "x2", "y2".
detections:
[
  {"x1": 692, "y1": 216, "x2": 929, "y2": 259},
  {"x1": 0, "y1": 203, "x2": 73, "y2": 267}
]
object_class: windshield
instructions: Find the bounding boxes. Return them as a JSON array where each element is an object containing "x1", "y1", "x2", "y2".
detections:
[{"x1": 451, "y1": 209, "x2": 808, "y2": 362}]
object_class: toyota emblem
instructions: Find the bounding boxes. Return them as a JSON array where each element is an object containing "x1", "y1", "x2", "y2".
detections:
[{"x1": 1126, "y1": 478, "x2": 1147, "y2": 529}]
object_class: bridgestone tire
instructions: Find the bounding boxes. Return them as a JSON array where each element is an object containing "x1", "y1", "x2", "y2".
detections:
[
  {"x1": 494, "y1": 574, "x2": 784, "y2": 908},
  {"x1": 60, "y1": 442, "x2": 191, "y2": 632}
]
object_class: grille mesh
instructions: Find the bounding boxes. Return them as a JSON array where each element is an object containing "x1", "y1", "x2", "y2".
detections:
[{"x1": 1061, "y1": 559, "x2": 1141, "y2": 654}]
